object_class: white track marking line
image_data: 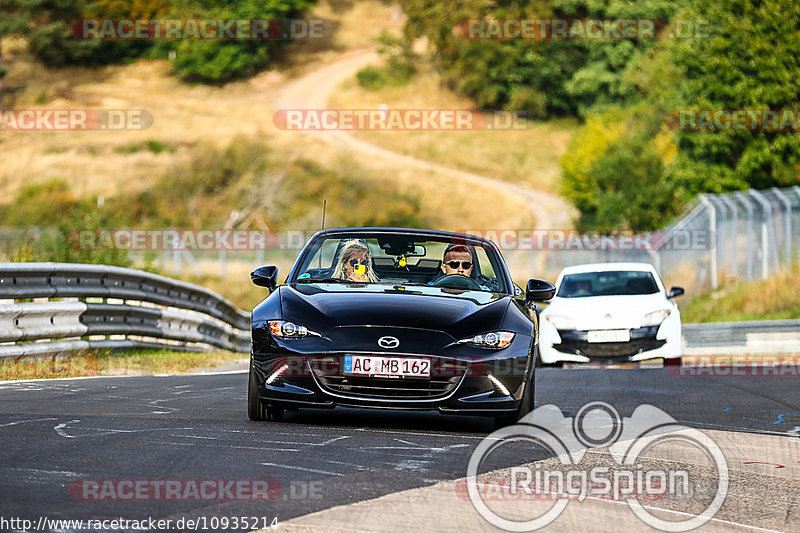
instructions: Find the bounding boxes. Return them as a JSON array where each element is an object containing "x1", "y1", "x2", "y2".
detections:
[
  {"x1": 260, "y1": 462, "x2": 345, "y2": 476},
  {"x1": 569, "y1": 494, "x2": 789, "y2": 533},
  {"x1": 0, "y1": 417, "x2": 57, "y2": 427},
  {"x1": 54, "y1": 419, "x2": 80, "y2": 438},
  {"x1": 0, "y1": 369, "x2": 247, "y2": 385}
]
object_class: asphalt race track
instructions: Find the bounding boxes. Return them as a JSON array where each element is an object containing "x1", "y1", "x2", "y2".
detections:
[{"x1": 1, "y1": 368, "x2": 799, "y2": 532}]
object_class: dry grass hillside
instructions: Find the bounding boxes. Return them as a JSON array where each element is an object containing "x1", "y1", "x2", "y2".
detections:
[
  {"x1": 0, "y1": 0, "x2": 534, "y2": 232},
  {"x1": 329, "y1": 65, "x2": 576, "y2": 197},
  {"x1": 0, "y1": 0, "x2": 578, "y2": 309}
]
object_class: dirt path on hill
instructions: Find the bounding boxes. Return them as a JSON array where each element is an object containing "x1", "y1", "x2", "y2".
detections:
[{"x1": 275, "y1": 49, "x2": 575, "y2": 230}]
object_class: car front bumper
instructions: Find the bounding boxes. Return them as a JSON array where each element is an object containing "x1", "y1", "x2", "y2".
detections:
[
  {"x1": 250, "y1": 349, "x2": 533, "y2": 416},
  {"x1": 538, "y1": 316, "x2": 681, "y2": 364}
]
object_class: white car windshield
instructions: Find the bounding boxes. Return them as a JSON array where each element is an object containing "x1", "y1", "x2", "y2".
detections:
[{"x1": 558, "y1": 271, "x2": 659, "y2": 298}]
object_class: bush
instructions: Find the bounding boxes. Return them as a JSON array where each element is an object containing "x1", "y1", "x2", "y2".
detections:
[
  {"x1": 280, "y1": 158, "x2": 429, "y2": 229},
  {"x1": 3, "y1": 201, "x2": 132, "y2": 267},
  {"x1": 561, "y1": 104, "x2": 681, "y2": 229},
  {"x1": 356, "y1": 66, "x2": 388, "y2": 91},
  {"x1": 4, "y1": 0, "x2": 162, "y2": 67},
  {"x1": 506, "y1": 86, "x2": 548, "y2": 119},
  {"x1": 1, "y1": 0, "x2": 314, "y2": 81},
  {"x1": 357, "y1": 31, "x2": 419, "y2": 91},
  {"x1": 155, "y1": 0, "x2": 314, "y2": 83},
  {"x1": 0, "y1": 137, "x2": 431, "y2": 265},
  {"x1": 0, "y1": 180, "x2": 78, "y2": 227}
]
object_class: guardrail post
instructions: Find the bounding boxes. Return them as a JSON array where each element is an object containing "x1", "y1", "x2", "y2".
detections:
[
  {"x1": 719, "y1": 194, "x2": 738, "y2": 277},
  {"x1": 699, "y1": 195, "x2": 718, "y2": 289},
  {"x1": 734, "y1": 192, "x2": 755, "y2": 280},
  {"x1": 750, "y1": 189, "x2": 779, "y2": 279},
  {"x1": 772, "y1": 187, "x2": 792, "y2": 266},
  {"x1": 708, "y1": 195, "x2": 729, "y2": 277},
  {"x1": 795, "y1": 186, "x2": 800, "y2": 262}
]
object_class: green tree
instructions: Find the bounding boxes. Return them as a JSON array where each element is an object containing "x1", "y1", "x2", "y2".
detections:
[
  {"x1": 665, "y1": 0, "x2": 800, "y2": 196},
  {"x1": 156, "y1": 0, "x2": 314, "y2": 83},
  {"x1": 561, "y1": 0, "x2": 800, "y2": 228},
  {"x1": 402, "y1": 0, "x2": 690, "y2": 117},
  {"x1": 0, "y1": 0, "x2": 162, "y2": 66}
]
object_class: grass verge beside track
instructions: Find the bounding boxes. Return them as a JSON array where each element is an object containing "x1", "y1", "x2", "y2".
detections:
[
  {"x1": 681, "y1": 261, "x2": 800, "y2": 323},
  {"x1": 0, "y1": 349, "x2": 246, "y2": 381}
]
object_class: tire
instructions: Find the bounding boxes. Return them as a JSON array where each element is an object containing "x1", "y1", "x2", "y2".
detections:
[
  {"x1": 248, "y1": 363, "x2": 284, "y2": 422},
  {"x1": 494, "y1": 365, "x2": 535, "y2": 430}
]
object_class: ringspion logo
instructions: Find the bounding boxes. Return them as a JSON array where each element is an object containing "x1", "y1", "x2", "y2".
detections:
[{"x1": 466, "y1": 402, "x2": 728, "y2": 531}]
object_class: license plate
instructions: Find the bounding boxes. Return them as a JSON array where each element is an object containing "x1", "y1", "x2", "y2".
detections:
[
  {"x1": 587, "y1": 329, "x2": 631, "y2": 343},
  {"x1": 344, "y1": 355, "x2": 430, "y2": 377}
]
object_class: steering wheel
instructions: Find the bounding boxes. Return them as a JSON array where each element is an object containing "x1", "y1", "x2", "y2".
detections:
[{"x1": 432, "y1": 274, "x2": 482, "y2": 290}]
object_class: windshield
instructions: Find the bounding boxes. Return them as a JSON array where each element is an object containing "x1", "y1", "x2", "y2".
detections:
[
  {"x1": 292, "y1": 234, "x2": 506, "y2": 293},
  {"x1": 557, "y1": 270, "x2": 660, "y2": 298}
]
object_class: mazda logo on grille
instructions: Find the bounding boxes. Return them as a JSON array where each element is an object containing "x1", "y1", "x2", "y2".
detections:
[{"x1": 377, "y1": 336, "x2": 400, "y2": 349}]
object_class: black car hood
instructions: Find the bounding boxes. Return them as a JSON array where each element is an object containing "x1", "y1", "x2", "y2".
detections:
[{"x1": 278, "y1": 283, "x2": 510, "y2": 339}]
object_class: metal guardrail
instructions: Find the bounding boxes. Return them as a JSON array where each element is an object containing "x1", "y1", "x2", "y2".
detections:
[
  {"x1": 683, "y1": 319, "x2": 800, "y2": 356},
  {"x1": 0, "y1": 263, "x2": 251, "y2": 358},
  {"x1": 1, "y1": 263, "x2": 794, "y2": 360}
]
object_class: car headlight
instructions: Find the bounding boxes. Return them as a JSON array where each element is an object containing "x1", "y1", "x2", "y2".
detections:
[
  {"x1": 458, "y1": 331, "x2": 515, "y2": 349},
  {"x1": 545, "y1": 314, "x2": 576, "y2": 330},
  {"x1": 642, "y1": 309, "x2": 671, "y2": 327},
  {"x1": 268, "y1": 320, "x2": 320, "y2": 338}
]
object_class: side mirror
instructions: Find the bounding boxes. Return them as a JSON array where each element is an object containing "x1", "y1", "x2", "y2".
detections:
[
  {"x1": 251, "y1": 266, "x2": 278, "y2": 291},
  {"x1": 668, "y1": 286, "x2": 685, "y2": 299},
  {"x1": 526, "y1": 278, "x2": 556, "y2": 302}
]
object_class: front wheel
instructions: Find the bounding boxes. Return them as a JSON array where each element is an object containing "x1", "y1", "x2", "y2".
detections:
[{"x1": 248, "y1": 363, "x2": 284, "y2": 422}]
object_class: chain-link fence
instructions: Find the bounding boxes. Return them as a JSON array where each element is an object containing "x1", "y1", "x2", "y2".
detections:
[
  {"x1": 521, "y1": 186, "x2": 800, "y2": 293},
  {"x1": 4, "y1": 188, "x2": 798, "y2": 295}
]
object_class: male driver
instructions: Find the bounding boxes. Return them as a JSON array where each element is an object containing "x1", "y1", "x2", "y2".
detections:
[{"x1": 441, "y1": 244, "x2": 474, "y2": 277}]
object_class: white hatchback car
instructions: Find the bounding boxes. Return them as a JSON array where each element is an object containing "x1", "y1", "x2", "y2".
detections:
[{"x1": 539, "y1": 263, "x2": 684, "y2": 365}]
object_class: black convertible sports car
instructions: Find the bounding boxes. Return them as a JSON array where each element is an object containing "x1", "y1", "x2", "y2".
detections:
[{"x1": 248, "y1": 228, "x2": 555, "y2": 427}]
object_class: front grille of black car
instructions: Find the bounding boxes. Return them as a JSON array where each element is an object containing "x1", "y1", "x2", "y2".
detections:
[
  {"x1": 308, "y1": 356, "x2": 467, "y2": 400},
  {"x1": 554, "y1": 326, "x2": 666, "y2": 359}
]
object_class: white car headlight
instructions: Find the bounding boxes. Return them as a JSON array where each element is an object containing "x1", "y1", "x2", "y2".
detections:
[
  {"x1": 641, "y1": 309, "x2": 671, "y2": 327},
  {"x1": 545, "y1": 314, "x2": 577, "y2": 330},
  {"x1": 458, "y1": 331, "x2": 515, "y2": 349},
  {"x1": 268, "y1": 320, "x2": 320, "y2": 338}
]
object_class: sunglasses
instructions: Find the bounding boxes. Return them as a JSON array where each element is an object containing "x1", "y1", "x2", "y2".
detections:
[
  {"x1": 348, "y1": 258, "x2": 370, "y2": 267},
  {"x1": 445, "y1": 260, "x2": 472, "y2": 270}
]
